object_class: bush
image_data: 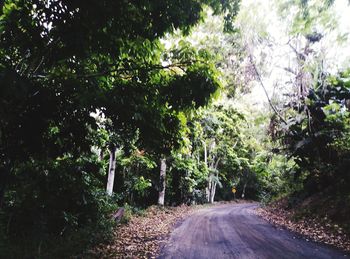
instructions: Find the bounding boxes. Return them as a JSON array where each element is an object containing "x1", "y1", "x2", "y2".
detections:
[{"x1": 0, "y1": 156, "x2": 118, "y2": 258}]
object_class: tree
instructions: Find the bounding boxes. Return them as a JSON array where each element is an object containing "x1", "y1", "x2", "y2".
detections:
[
  {"x1": 0, "y1": 0, "x2": 241, "y2": 257},
  {"x1": 181, "y1": 105, "x2": 254, "y2": 203},
  {"x1": 0, "y1": 0, "x2": 239, "y2": 200},
  {"x1": 158, "y1": 157, "x2": 167, "y2": 206},
  {"x1": 280, "y1": 70, "x2": 350, "y2": 192}
]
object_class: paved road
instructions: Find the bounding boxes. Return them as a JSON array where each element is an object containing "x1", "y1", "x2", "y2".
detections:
[{"x1": 159, "y1": 203, "x2": 348, "y2": 259}]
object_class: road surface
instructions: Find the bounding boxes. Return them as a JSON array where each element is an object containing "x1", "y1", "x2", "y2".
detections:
[{"x1": 159, "y1": 203, "x2": 347, "y2": 259}]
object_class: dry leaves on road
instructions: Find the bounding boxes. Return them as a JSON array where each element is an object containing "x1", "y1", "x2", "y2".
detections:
[
  {"x1": 85, "y1": 200, "x2": 245, "y2": 259},
  {"x1": 256, "y1": 200, "x2": 350, "y2": 252},
  {"x1": 86, "y1": 205, "x2": 195, "y2": 258}
]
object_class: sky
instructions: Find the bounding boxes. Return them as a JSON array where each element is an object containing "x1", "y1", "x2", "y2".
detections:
[
  {"x1": 236, "y1": 0, "x2": 350, "y2": 108},
  {"x1": 161, "y1": 0, "x2": 350, "y2": 112}
]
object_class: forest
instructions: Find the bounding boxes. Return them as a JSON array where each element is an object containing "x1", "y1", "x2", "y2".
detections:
[{"x1": 0, "y1": 0, "x2": 350, "y2": 258}]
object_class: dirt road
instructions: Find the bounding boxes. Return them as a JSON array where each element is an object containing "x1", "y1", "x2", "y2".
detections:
[{"x1": 159, "y1": 203, "x2": 347, "y2": 259}]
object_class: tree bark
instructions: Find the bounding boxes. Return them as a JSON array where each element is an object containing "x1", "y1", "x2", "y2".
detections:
[
  {"x1": 241, "y1": 182, "x2": 247, "y2": 199},
  {"x1": 206, "y1": 178, "x2": 211, "y2": 203},
  {"x1": 205, "y1": 187, "x2": 210, "y2": 202},
  {"x1": 0, "y1": 177, "x2": 5, "y2": 208},
  {"x1": 203, "y1": 141, "x2": 208, "y2": 165},
  {"x1": 210, "y1": 181, "x2": 217, "y2": 203},
  {"x1": 158, "y1": 157, "x2": 167, "y2": 206},
  {"x1": 208, "y1": 158, "x2": 220, "y2": 203},
  {"x1": 99, "y1": 148, "x2": 104, "y2": 161},
  {"x1": 0, "y1": 164, "x2": 10, "y2": 209},
  {"x1": 106, "y1": 147, "x2": 117, "y2": 196},
  {"x1": 203, "y1": 141, "x2": 211, "y2": 202}
]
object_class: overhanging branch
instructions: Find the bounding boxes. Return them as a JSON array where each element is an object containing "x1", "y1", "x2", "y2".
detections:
[
  {"x1": 32, "y1": 60, "x2": 198, "y2": 80},
  {"x1": 248, "y1": 54, "x2": 288, "y2": 125}
]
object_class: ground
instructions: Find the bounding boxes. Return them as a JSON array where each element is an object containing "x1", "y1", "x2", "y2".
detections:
[
  {"x1": 86, "y1": 201, "x2": 349, "y2": 258},
  {"x1": 257, "y1": 197, "x2": 350, "y2": 252},
  {"x1": 86, "y1": 204, "x2": 196, "y2": 258},
  {"x1": 159, "y1": 203, "x2": 348, "y2": 259}
]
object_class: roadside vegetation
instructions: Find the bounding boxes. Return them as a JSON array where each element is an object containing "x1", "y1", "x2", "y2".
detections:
[{"x1": 1, "y1": 0, "x2": 350, "y2": 258}]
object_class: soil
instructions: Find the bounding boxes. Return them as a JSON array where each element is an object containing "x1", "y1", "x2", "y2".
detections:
[{"x1": 159, "y1": 203, "x2": 348, "y2": 259}]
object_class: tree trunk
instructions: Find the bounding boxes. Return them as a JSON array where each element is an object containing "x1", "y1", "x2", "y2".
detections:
[
  {"x1": 99, "y1": 148, "x2": 104, "y2": 161},
  {"x1": 207, "y1": 175, "x2": 217, "y2": 204},
  {"x1": 0, "y1": 183, "x2": 5, "y2": 209},
  {"x1": 203, "y1": 141, "x2": 207, "y2": 166},
  {"x1": 208, "y1": 159, "x2": 220, "y2": 203},
  {"x1": 210, "y1": 181, "x2": 217, "y2": 203},
  {"x1": 206, "y1": 180, "x2": 211, "y2": 203},
  {"x1": 206, "y1": 188, "x2": 210, "y2": 202},
  {"x1": 106, "y1": 147, "x2": 117, "y2": 196},
  {"x1": 158, "y1": 157, "x2": 167, "y2": 206},
  {"x1": 0, "y1": 165, "x2": 10, "y2": 209},
  {"x1": 241, "y1": 182, "x2": 247, "y2": 199},
  {"x1": 203, "y1": 141, "x2": 210, "y2": 202}
]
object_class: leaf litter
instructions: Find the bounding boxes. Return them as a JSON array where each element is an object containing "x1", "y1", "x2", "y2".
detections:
[{"x1": 256, "y1": 199, "x2": 350, "y2": 252}]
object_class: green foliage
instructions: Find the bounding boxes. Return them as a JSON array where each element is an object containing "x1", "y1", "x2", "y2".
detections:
[
  {"x1": 0, "y1": 0, "x2": 241, "y2": 257},
  {"x1": 280, "y1": 70, "x2": 350, "y2": 195},
  {"x1": 169, "y1": 10, "x2": 254, "y2": 97},
  {"x1": 0, "y1": 155, "x2": 118, "y2": 258},
  {"x1": 117, "y1": 151, "x2": 156, "y2": 205},
  {"x1": 252, "y1": 152, "x2": 301, "y2": 202},
  {"x1": 167, "y1": 153, "x2": 208, "y2": 205},
  {"x1": 7, "y1": 0, "x2": 348, "y2": 255},
  {"x1": 119, "y1": 204, "x2": 146, "y2": 224},
  {"x1": 276, "y1": 0, "x2": 337, "y2": 36},
  {"x1": 163, "y1": 103, "x2": 267, "y2": 204}
]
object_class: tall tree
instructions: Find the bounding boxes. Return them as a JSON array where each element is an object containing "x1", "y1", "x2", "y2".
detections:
[
  {"x1": 0, "y1": 1, "x2": 241, "y2": 257},
  {"x1": 0, "y1": 0, "x2": 240, "y2": 201}
]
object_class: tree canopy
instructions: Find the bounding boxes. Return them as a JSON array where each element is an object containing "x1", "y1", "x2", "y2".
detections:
[{"x1": 1, "y1": 0, "x2": 350, "y2": 257}]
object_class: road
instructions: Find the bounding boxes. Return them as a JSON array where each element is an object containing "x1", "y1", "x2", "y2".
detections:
[{"x1": 159, "y1": 203, "x2": 348, "y2": 259}]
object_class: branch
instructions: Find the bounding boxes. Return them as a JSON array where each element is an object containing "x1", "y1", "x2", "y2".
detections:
[
  {"x1": 214, "y1": 158, "x2": 220, "y2": 170},
  {"x1": 276, "y1": 65, "x2": 297, "y2": 75},
  {"x1": 32, "y1": 61, "x2": 197, "y2": 80},
  {"x1": 248, "y1": 54, "x2": 288, "y2": 125},
  {"x1": 288, "y1": 43, "x2": 306, "y2": 62}
]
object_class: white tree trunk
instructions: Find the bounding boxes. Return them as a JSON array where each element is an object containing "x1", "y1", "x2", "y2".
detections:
[
  {"x1": 158, "y1": 157, "x2": 167, "y2": 206},
  {"x1": 206, "y1": 179, "x2": 211, "y2": 203},
  {"x1": 208, "y1": 159, "x2": 220, "y2": 203},
  {"x1": 241, "y1": 182, "x2": 247, "y2": 199},
  {"x1": 106, "y1": 147, "x2": 116, "y2": 196},
  {"x1": 209, "y1": 181, "x2": 217, "y2": 203},
  {"x1": 203, "y1": 141, "x2": 207, "y2": 166},
  {"x1": 203, "y1": 141, "x2": 210, "y2": 202}
]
